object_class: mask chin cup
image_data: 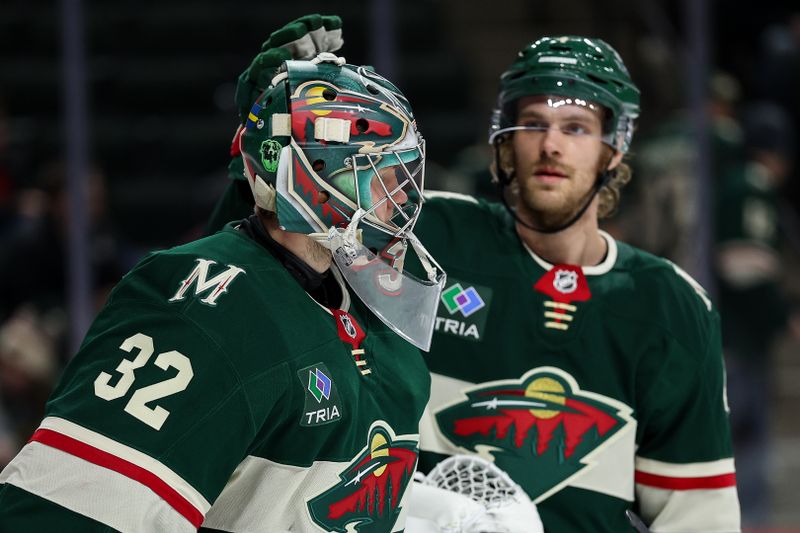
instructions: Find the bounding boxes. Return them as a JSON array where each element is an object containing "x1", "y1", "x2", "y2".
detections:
[{"x1": 326, "y1": 223, "x2": 445, "y2": 352}]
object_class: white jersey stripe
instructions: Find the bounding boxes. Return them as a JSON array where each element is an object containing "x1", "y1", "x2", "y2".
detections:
[
  {"x1": 204, "y1": 454, "x2": 414, "y2": 532},
  {"x1": 635, "y1": 456, "x2": 736, "y2": 478},
  {"x1": 423, "y1": 190, "x2": 479, "y2": 203},
  {"x1": 0, "y1": 442, "x2": 196, "y2": 533},
  {"x1": 38, "y1": 417, "x2": 211, "y2": 513},
  {"x1": 523, "y1": 230, "x2": 619, "y2": 275}
]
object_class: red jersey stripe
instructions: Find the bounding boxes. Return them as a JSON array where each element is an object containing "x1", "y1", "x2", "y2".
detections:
[
  {"x1": 30, "y1": 428, "x2": 204, "y2": 528},
  {"x1": 635, "y1": 469, "x2": 737, "y2": 490}
]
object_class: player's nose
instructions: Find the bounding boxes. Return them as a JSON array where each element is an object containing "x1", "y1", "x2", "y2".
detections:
[{"x1": 540, "y1": 127, "x2": 563, "y2": 157}]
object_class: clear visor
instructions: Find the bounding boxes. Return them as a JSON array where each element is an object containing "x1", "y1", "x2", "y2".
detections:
[
  {"x1": 489, "y1": 96, "x2": 616, "y2": 148},
  {"x1": 328, "y1": 225, "x2": 445, "y2": 351}
]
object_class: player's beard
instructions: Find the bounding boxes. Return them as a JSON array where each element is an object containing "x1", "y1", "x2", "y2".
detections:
[
  {"x1": 305, "y1": 238, "x2": 333, "y2": 272},
  {"x1": 513, "y1": 156, "x2": 599, "y2": 232}
]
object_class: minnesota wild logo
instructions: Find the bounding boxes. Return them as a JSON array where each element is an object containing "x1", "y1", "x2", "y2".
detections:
[
  {"x1": 290, "y1": 80, "x2": 397, "y2": 143},
  {"x1": 307, "y1": 422, "x2": 418, "y2": 532},
  {"x1": 434, "y1": 367, "x2": 633, "y2": 502}
]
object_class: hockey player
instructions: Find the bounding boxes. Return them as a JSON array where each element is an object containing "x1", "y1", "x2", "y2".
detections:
[
  {"x1": 413, "y1": 37, "x2": 741, "y2": 532},
  {"x1": 0, "y1": 50, "x2": 446, "y2": 531},
  {"x1": 204, "y1": 20, "x2": 741, "y2": 533}
]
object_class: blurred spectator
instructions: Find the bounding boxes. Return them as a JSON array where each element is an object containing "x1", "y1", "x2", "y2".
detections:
[
  {"x1": 714, "y1": 101, "x2": 797, "y2": 526},
  {"x1": 757, "y1": 12, "x2": 800, "y2": 116},
  {"x1": 0, "y1": 161, "x2": 130, "y2": 453},
  {"x1": 625, "y1": 71, "x2": 743, "y2": 267},
  {"x1": 0, "y1": 305, "x2": 58, "y2": 466},
  {"x1": 0, "y1": 160, "x2": 127, "y2": 328},
  {"x1": 425, "y1": 142, "x2": 495, "y2": 200}
]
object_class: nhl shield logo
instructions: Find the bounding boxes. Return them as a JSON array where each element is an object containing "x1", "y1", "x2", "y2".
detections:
[
  {"x1": 434, "y1": 367, "x2": 633, "y2": 502},
  {"x1": 339, "y1": 314, "x2": 357, "y2": 339},
  {"x1": 307, "y1": 422, "x2": 418, "y2": 532},
  {"x1": 553, "y1": 269, "x2": 578, "y2": 294}
]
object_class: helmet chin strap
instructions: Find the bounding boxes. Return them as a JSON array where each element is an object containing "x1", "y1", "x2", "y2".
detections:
[{"x1": 492, "y1": 139, "x2": 612, "y2": 235}]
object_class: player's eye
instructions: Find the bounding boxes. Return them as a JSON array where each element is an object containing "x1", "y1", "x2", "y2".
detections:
[{"x1": 562, "y1": 122, "x2": 591, "y2": 136}]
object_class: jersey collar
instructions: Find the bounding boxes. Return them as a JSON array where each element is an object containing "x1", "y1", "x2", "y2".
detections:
[{"x1": 522, "y1": 230, "x2": 618, "y2": 276}]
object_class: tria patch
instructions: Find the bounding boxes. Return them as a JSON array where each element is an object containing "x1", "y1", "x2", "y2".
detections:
[
  {"x1": 533, "y1": 264, "x2": 591, "y2": 331},
  {"x1": 307, "y1": 421, "x2": 418, "y2": 532},
  {"x1": 434, "y1": 367, "x2": 633, "y2": 503},
  {"x1": 308, "y1": 368, "x2": 332, "y2": 402},
  {"x1": 298, "y1": 363, "x2": 342, "y2": 427},
  {"x1": 434, "y1": 280, "x2": 493, "y2": 342}
]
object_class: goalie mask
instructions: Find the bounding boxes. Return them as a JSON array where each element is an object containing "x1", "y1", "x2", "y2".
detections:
[{"x1": 239, "y1": 53, "x2": 445, "y2": 351}]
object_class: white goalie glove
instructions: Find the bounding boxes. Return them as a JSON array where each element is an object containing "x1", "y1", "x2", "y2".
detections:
[{"x1": 405, "y1": 455, "x2": 544, "y2": 533}]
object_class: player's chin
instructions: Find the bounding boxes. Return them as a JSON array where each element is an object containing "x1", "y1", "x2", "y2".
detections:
[
  {"x1": 520, "y1": 189, "x2": 567, "y2": 211},
  {"x1": 376, "y1": 207, "x2": 395, "y2": 224}
]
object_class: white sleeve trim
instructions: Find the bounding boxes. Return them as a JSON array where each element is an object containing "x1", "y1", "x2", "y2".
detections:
[
  {"x1": 635, "y1": 456, "x2": 736, "y2": 477},
  {"x1": 0, "y1": 442, "x2": 197, "y2": 533},
  {"x1": 38, "y1": 416, "x2": 211, "y2": 513},
  {"x1": 636, "y1": 484, "x2": 741, "y2": 533}
]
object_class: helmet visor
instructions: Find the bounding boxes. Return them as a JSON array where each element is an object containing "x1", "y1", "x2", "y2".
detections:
[{"x1": 489, "y1": 95, "x2": 618, "y2": 148}]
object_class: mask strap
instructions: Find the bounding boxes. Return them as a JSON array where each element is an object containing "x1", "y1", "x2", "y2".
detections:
[
  {"x1": 407, "y1": 232, "x2": 444, "y2": 284},
  {"x1": 309, "y1": 208, "x2": 368, "y2": 251}
]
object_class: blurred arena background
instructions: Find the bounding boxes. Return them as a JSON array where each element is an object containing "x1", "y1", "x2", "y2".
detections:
[{"x1": 1, "y1": 0, "x2": 799, "y2": 530}]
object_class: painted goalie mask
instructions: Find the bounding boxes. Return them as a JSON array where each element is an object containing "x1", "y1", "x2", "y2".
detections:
[{"x1": 239, "y1": 53, "x2": 445, "y2": 350}]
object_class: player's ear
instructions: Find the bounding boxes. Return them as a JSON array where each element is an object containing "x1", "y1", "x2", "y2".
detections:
[{"x1": 607, "y1": 150, "x2": 624, "y2": 171}]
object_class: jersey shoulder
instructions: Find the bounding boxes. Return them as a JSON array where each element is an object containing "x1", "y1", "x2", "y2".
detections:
[
  {"x1": 613, "y1": 241, "x2": 718, "y2": 348},
  {"x1": 103, "y1": 227, "x2": 313, "y2": 367},
  {"x1": 112, "y1": 226, "x2": 284, "y2": 306},
  {"x1": 417, "y1": 192, "x2": 515, "y2": 255},
  {"x1": 422, "y1": 191, "x2": 509, "y2": 224}
]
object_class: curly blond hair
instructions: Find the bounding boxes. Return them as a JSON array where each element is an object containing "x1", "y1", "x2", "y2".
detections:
[{"x1": 490, "y1": 140, "x2": 631, "y2": 219}]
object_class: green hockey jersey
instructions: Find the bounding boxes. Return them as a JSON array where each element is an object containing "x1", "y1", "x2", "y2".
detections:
[
  {"x1": 413, "y1": 193, "x2": 740, "y2": 533},
  {"x1": 0, "y1": 225, "x2": 430, "y2": 533}
]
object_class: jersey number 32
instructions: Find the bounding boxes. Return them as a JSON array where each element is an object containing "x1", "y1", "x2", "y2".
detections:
[{"x1": 93, "y1": 333, "x2": 194, "y2": 430}]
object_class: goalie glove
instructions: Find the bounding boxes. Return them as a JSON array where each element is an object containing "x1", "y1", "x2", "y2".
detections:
[
  {"x1": 229, "y1": 14, "x2": 343, "y2": 182},
  {"x1": 406, "y1": 455, "x2": 544, "y2": 533},
  {"x1": 234, "y1": 13, "x2": 343, "y2": 122}
]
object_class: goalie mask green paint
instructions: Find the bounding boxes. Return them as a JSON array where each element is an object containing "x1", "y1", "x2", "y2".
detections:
[{"x1": 239, "y1": 54, "x2": 426, "y2": 253}]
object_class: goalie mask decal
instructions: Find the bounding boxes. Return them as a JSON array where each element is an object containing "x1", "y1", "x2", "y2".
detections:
[
  {"x1": 434, "y1": 367, "x2": 634, "y2": 502},
  {"x1": 289, "y1": 81, "x2": 397, "y2": 143},
  {"x1": 307, "y1": 422, "x2": 418, "y2": 532}
]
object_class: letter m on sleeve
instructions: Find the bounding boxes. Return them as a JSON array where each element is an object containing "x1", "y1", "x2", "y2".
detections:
[{"x1": 169, "y1": 259, "x2": 245, "y2": 307}]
